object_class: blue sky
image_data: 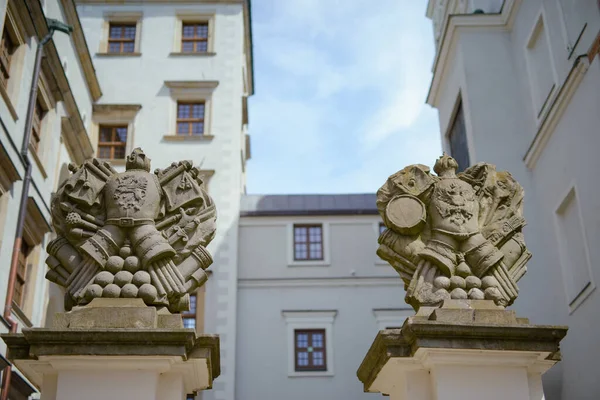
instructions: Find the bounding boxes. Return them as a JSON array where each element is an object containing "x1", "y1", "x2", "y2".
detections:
[{"x1": 246, "y1": 0, "x2": 442, "y2": 194}]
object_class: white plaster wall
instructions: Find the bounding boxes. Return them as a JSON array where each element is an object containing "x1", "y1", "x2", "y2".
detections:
[
  {"x1": 429, "y1": 0, "x2": 600, "y2": 398},
  {"x1": 238, "y1": 215, "x2": 398, "y2": 280},
  {"x1": 76, "y1": 4, "x2": 248, "y2": 399},
  {"x1": 0, "y1": 0, "x2": 95, "y2": 334},
  {"x1": 236, "y1": 285, "x2": 402, "y2": 400}
]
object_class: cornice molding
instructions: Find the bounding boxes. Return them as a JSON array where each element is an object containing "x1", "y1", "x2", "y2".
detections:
[
  {"x1": 165, "y1": 80, "x2": 220, "y2": 90},
  {"x1": 59, "y1": 0, "x2": 103, "y2": 101},
  {"x1": 426, "y1": 0, "x2": 522, "y2": 107}
]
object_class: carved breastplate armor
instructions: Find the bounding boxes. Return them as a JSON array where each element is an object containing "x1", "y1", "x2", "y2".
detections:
[
  {"x1": 104, "y1": 170, "x2": 162, "y2": 224},
  {"x1": 429, "y1": 177, "x2": 479, "y2": 237}
]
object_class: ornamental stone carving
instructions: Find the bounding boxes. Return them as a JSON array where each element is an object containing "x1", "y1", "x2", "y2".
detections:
[
  {"x1": 45, "y1": 148, "x2": 216, "y2": 313},
  {"x1": 377, "y1": 154, "x2": 530, "y2": 309}
]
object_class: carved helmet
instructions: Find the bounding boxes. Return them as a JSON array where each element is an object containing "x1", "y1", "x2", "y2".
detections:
[{"x1": 126, "y1": 148, "x2": 151, "y2": 172}]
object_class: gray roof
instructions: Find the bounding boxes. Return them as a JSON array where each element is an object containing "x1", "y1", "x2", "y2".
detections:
[{"x1": 240, "y1": 194, "x2": 378, "y2": 216}]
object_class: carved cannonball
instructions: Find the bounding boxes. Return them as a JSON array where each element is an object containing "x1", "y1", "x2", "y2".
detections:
[
  {"x1": 132, "y1": 270, "x2": 151, "y2": 287},
  {"x1": 468, "y1": 288, "x2": 485, "y2": 300},
  {"x1": 481, "y1": 276, "x2": 499, "y2": 289},
  {"x1": 123, "y1": 256, "x2": 141, "y2": 273},
  {"x1": 114, "y1": 270, "x2": 133, "y2": 287},
  {"x1": 456, "y1": 262, "x2": 471, "y2": 278},
  {"x1": 103, "y1": 283, "x2": 121, "y2": 298},
  {"x1": 94, "y1": 271, "x2": 114, "y2": 287},
  {"x1": 484, "y1": 287, "x2": 502, "y2": 302},
  {"x1": 449, "y1": 276, "x2": 466, "y2": 290},
  {"x1": 105, "y1": 256, "x2": 124, "y2": 274},
  {"x1": 465, "y1": 276, "x2": 482, "y2": 289},
  {"x1": 119, "y1": 246, "x2": 132, "y2": 258},
  {"x1": 433, "y1": 276, "x2": 451, "y2": 290},
  {"x1": 120, "y1": 283, "x2": 139, "y2": 298},
  {"x1": 84, "y1": 284, "x2": 103, "y2": 301},
  {"x1": 450, "y1": 288, "x2": 468, "y2": 299},
  {"x1": 138, "y1": 284, "x2": 158, "y2": 303}
]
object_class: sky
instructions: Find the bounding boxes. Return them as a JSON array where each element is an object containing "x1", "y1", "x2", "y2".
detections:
[{"x1": 246, "y1": 0, "x2": 442, "y2": 194}]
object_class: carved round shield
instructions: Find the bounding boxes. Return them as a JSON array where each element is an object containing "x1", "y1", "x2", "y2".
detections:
[{"x1": 385, "y1": 195, "x2": 426, "y2": 235}]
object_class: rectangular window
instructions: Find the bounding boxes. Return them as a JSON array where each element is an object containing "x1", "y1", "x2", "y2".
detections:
[
  {"x1": 30, "y1": 99, "x2": 45, "y2": 153},
  {"x1": 108, "y1": 23, "x2": 136, "y2": 54},
  {"x1": 182, "y1": 22, "x2": 209, "y2": 53},
  {"x1": 294, "y1": 329, "x2": 327, "y2": 372},
  {"x1": 0, "y1": 27, "x2": 15, "y2": 89},
  {"x1": 448, "y1": 100, "x2": 469, "y2": 172},
  {"x1": 98, "y1": 125, "x2": 127, "y2": 160},
  {"x1": 293, "y1": 224, "x2": 323, "y2": 261},
  {"x1": 14, "y1": 240, "x2": 30, "y2": 307},
  {"x1": 182, "y1": 293, "x2": 197, "y2": 329},
  {"x1": 177, "y1": 101, "x2": 205, "y2": 135}
]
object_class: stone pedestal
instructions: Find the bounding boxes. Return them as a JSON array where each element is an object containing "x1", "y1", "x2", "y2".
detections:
[
  {"x1": 357, "y1": 300, "x2": 567, "y2": 400},
  {"x1": 1, "y1": 299, "x2": 219, "y2": 400}
]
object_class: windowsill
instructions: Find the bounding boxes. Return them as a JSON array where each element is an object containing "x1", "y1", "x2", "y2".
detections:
[
  {"x1": 98, "y1": 158, "x2": 126, "y2": 166},
  {"x1": 163, "y1": 134, "x2": 214, "y2": 142},
  {"x1": 96, "y1": 52, "x2": 142, "y2": 57},
  {"x1": 288, "y1": 260, "x2": 331, "y2": 267},
  {"x1": 169, "y1": 52, "x2": 216, "y2": 57},
  {"x1": 11, "y1": 301, "x2": 33, "y2": 328},
  {"x1": 288, "y1": 371, "x2": 334, "y2": 378},
  {"x1": 28, "y1": 143, "x2": 48, "y2": 179},
  {"x1": 0, "y1": 83, "x2": 18, "y2": 121}
]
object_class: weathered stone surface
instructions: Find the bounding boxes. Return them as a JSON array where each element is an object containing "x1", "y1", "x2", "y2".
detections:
[
  {"x1": 377, "y1": 154, "x2": 531, "y2": 309},
  {"x1": 356, "y1": 312, "x2": 568, "y2": 392},
  {"x1": 45, "y1": 148, "x2": 217, "y2": 313}
]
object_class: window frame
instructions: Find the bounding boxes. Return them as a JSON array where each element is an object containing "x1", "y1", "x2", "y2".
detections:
[
  {"x1": 172, "y1": 13, "x2": 215, "y2": 55},
  {"x1": 176, "y1": 101, "x2": 206, "y2": 136},
  {"x1": 181, "y1": 22, "x2": 210, "y2": 54},
  {"x1": 0, "y1": 1, "x2": 27, "y2": 120},
  {"x1": 294, "y1": 328, "x2": 327, "y2": 372},
  {"x1": 287, "y1": 222, "x2": 330, "y2": 266},
  {"x1": 182, "y1": 292, "x2": 197, "y2": 330},
  {"x1": 92, "y1": 104, "x2": 142, "y2": 165},
  {"x1": 292, "y1": 224, "x2": 324, "y2": 262},
  {"x1": 107, "y1": 22, "x2": 137, "y2": 54},
  {"x1": 97, "y1": 125, "x2": 128, "y2": 160},
  {"x1": 14, "y1": 239, "x2": 31, "y2": 308},
  {"x1": 164, "y1": 81, "x2": 218, "y2": 141},
  {"x1": 100, "y1": 12, "x2": 143, "y2": 55},
  {"x1": 282, "y1": 311, "x2": 336, "y2": 377}
]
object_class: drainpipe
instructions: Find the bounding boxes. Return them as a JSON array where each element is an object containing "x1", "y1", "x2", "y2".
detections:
[{"x1": 1, "y1": 18, "x2": 72, "y2": 400}]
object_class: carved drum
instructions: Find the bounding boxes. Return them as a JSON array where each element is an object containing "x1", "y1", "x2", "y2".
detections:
[{"x1": 384, "y1": 195, "x2": 426, "y2": 235}]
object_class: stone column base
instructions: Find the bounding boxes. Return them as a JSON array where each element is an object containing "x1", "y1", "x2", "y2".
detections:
[
  {"x1": 357, "y1": 300, "x2": 568, "y2": 400},
  {"x1": 1, "y1": 299, "x2": 219, "y2": 400}
]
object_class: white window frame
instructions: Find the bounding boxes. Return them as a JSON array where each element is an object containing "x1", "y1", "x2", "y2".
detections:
[
  {"x1": 164, "y1": 81, "x2": 218, "y2": 141},
  {"x1": 172, "y1": 12, "x2": 216, "y2": 55},
  {"x1": 553, "y1": 183, "x2": 596, "y2": 314},
  {"x1": 287, "y1": 222, "x2": 331, "y2": 266},
  {"x1": 523, "y1": 8, "x2": 559, "y2": 124},
  {"x1": 282, "y1": 310, "x2": 336, "y2": 377},
  {"x1": 373, "y1": 309, "x2": 413, "y2": 331},
  {"x1": 100, "y1": 12, "x2": 143, "y2": 55}
]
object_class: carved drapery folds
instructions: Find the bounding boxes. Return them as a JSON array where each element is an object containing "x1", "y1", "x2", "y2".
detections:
[
  {"x1": 377, "y1": 154, "x2": 531, "y2": 310},
  {"x1": 45, "y1": 148, "x2": 216, "y2": 313}
]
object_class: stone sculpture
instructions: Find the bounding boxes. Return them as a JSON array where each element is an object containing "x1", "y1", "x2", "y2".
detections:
[
  {"x1": 45, "y1": 148, "x2": 216, "y2": 312},
  {"x1": 377, "y1": 154, "x2": 530, "y2": 309}
]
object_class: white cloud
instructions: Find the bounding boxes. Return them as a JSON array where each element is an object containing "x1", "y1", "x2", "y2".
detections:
[{"x1": 247, "y1": 0, "x2": 442, "y2": 194}]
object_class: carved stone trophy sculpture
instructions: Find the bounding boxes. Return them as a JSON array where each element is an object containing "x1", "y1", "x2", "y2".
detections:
[
  {"x1": 376, "y1": 153, "x2": 531, "y2": 309},
  {"x1": 45, "y1": 148, "x2": 216, "y2": 313}
]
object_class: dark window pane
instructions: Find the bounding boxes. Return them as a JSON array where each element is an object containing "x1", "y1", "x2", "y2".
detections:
[
  {"x1": 123, "y1": 42, "x2": 135, "y2": 53},
  {"x1": 109, "y1": 26, "x2": 122, "y2": 38},
  {"x1": 178, "y1": 104, "x2": 190, "y2": 118},
  {"x1": 448, "y1": 101, "x2": 469, "y2": 172},
  {"x1": 177, "y1": 123, "x2": 189, "y2": 135},
  {"x1": 124, "y1": 26, "x2": 136, "y2": 39},
  {"x1": 191, "y1": 122, "x2": 204, "y2": 135},
  {"x1": 191, "y1": 104, "x2": 205, "y2": 118},
  {"x1": 183, "y1": 25, "x2": 195, "y2": 38},
  {"x1": 116, "y1": 127, "x2": 127, "y2": 142},
  {"x1": 98, "y1": 146, "x2": 111, "y2": 159},
  {"x1": 312, "y1": 333, "x2": 323, "y2": 348},
  {"x1": 99, "y1": 128, "x2": 112, "y2": 142},
  {"x1": 108, "y1": 42, "x2": 121, "y2": 53},
  {"x1": 113, "y1": 146, "x2": 126, "y2": 159},
  {"x1": 197, "y1": 24, "x2": 209, "y2": 38},
  {"x1": 182, "y1": 41, "x2": 194, "y2": 52},
  {"x1": 196, "y1": 41, "x2": 208, "y2": 52},
  {"x1": 379, "y1": 223, "x2": 386, "y2": 235},
  {"x1": 189, "y1": 294, "x2": 197, "y2": 313}
]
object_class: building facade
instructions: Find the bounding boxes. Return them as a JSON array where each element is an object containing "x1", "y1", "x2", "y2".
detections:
[
  {"x1": 426, "y1": 1, "x2": 600, "y2": 398},
  {"x1": 0, "y1": 0, "x2": 101, "y2": 398},
  {"x1": 235, "y1": 194, "x2": 408, "y2": 400},
  {"x1": 75, "y1": 1, "x2": 253, "y2": 399}
]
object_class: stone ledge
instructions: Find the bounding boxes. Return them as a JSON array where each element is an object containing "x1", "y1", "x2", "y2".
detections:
[{"x1": 356, "y1": 308, "x2": 568, "y2": 392}]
